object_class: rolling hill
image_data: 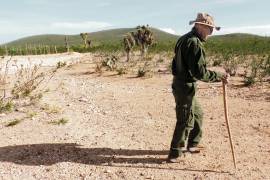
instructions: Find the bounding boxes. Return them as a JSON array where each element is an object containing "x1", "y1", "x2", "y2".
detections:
[
  {"x1": 3, "y1": 28, "x2": 179, "y2": 47},
  {"x1": 2, "y1": 27, "x2": 269, "y2": 55}
]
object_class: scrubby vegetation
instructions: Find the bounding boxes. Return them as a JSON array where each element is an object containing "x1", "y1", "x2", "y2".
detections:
[
  {"x1": 0, "y1": 27, "x2": 269, "y2": 87},
  {"x1": 0, "y1": 56, "x2": 58, "y2": 115},
  {"x1": 123, "y1": 25, "x2": 155, "y2": 61},
  {"x1": 49, "y1": 118, "x2": 69, "y2": 125}
]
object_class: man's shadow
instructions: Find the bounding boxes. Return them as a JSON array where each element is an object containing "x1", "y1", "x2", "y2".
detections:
[
  {"x1": 0, "y1": 143, "x2": 230, "y2": 174},
  {"x1": 0, "y1": 143, "x2": 167, "y2": 166}
]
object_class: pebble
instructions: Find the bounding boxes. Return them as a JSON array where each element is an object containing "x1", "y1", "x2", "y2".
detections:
[
  {"x1": 79, "y1": 98, "x2": 88, "y2": 102},
  {"x1": 15, "y1": 108, "x2": 25, "y2": 112},
  {"x1": 104, "y1": 169, "x2": 112, "y2": 173},
  {"x1": 0, "y1": 113, "x2": 6, "y2": 117}
]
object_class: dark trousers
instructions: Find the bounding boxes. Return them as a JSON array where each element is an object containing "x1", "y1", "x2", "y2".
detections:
[{"x1": 169, "y1": 82, "x2": 203, "y2": 158}]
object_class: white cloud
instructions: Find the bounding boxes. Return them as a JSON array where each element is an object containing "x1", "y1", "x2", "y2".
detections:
[
  {"x1": 158, "y1": 28, "x2": 179, "y2": 35},
  {"x1": 215, "y1": 25, "x2": 270, "y2": 36}
]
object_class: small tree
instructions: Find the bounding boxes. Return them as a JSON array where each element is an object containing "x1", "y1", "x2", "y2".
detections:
[
  {"x1": 80, "y1": 33, "x2": 89, "y2": 48},
  {"x1": 243, "y1": 55, "x2": 270, "y2": 86},
  {"x1": 135, "y1": 25, "x2": 154, "y2": 57},
  {"x1": 123, "y1": 25, "x2": 155, "y2": 61},
  {"x1": 123, "y1": 32, "x2": 136, "y2": 61},
  {"x1": 65, "y1": 36, "x2": 69, "y2": 52},
  {"x1": 87, "y1": 40, "x2": 91, "y2": 48}
]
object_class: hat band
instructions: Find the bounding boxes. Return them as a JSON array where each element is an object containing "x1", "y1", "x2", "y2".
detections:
[{"x1": 192, "y1": 21, "x2": 221, "y2": 30}]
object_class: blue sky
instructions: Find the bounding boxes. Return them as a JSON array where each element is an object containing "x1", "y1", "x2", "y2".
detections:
[{"x1": 0, "y1": 0, "x2": 269, "y2": 44}]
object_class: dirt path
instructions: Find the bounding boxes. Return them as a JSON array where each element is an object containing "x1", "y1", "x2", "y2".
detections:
[{"x1": 0, "y1": 58, "x2": 269, "y2": 179}]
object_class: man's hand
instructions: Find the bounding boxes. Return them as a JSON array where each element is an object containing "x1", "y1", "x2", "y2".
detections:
[{"x1": 222, "y1": 73, "x2": 230, "y2": 84}]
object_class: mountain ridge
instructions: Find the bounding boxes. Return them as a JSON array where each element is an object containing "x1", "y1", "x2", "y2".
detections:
[{"x1": 3, "y1": 27, "x2": 267, "y2": 47}]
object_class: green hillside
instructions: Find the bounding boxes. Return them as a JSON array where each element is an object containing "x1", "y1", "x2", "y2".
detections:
[
  {"x1": 206, "y1": 33, "x2": 270, "y2": 55},
  {"x1": 3, "y1": 28, "x2": 178, "y2": 47},
  {"x1": 1, "y1": 27, "x2": 270, "y2": 55}
]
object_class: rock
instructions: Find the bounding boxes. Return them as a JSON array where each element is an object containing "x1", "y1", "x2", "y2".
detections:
[
  {"x1": 79, "y1": 98, "x2": 88, "y2": 102},
  {"x1": 104, "y1": 169, "x2": 112, "y2": 173},
  {"x1": 0, "y1": 113, "x2": 6, "y2": 117},
  {"x1": 15, "y1": 107, "x2": 25, "y2": 112},
  {"x1": 157, "y1": 68, "x2": 167, "y2": 73},
  {"x1": 194, "y1": 176, "x2": 203, "y2": 180}
]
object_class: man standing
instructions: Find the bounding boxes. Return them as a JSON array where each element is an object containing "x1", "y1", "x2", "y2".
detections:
[{"x1": 168, "y1": 13, "x2": 229, "y2": 163}]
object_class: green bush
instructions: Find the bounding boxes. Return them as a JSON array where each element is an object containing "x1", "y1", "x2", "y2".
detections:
[
  {"x1": 0, "y1": 101, "x2": 13, "y2": 113},
  {"x1": 243, "y1": 55, "x2": 270, "y2": 85},
  {"x1": 56, "y1": 61, "x2": 67, "y2": 69},
  {"x1": 49, "y1": 118, "x2": 68, "y2": 125}
]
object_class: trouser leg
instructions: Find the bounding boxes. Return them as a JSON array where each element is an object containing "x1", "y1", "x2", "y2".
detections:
[
  {"x1": 169, "y1": 92, "x2": 194, "y2": 158},
  {"x1": 188, "y1": 97, "x2": 203, "y2": 147}
]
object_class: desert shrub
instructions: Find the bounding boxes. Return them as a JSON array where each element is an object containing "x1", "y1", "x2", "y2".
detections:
[
  {"x1": 157, "y1": 54, "x2": 165, "y2": 63},
  {"x1": 49, "y1": 118, "x2": 68, "y2": 125},
  {"x1": 167, "y1": 63, "x2": 172, "y2": 73},
  {"x1": 244, "y1": 76, "x2": 255, "y2": 86},
  {"x1": 0, "y1": 57, "x2": 14, "y2": 113},
  {"x1": 11, "y1": 62, "x2": 56, "y2": 99},
  {"x1": 212, "y1": 56, "x2": 222, "y2": 66},
  {"x1": 56, "y1": 61, "x2": 67, "y2": 69},
  {"x1": 137, "y1": 62, "x2": 151, "y2": 77},
  {"x1": 222, "y1": 52, "x2": 238, "y2": 76},
  {"x1": 244, "y1": 55, "x2": 270, "y2": 85},
  {"x1": 116, "y1": 67, "x2": 128, "y2": 75},
  {"x1": 94, "y1": 63, "x2": 103, "y2": 75},
  {"x1": 0, "y1": 56, "x2": 12, "y2": 97},
  {"x1": 0, "y1": 100, "x2": 13, "y2": 113},
  {"x1": 262, "y1": 55, "x2": 270, "y2": 77},
  {"x1": 41, "y1": 103, "x2": 62, "y2": 114},
  {"x1": 11, "y1": 64, "x2": 45, "y2": 98},
  {"x1": 102, "y1": 55, "x2": 118, "y2": 71},
  {"x1": 29, "y1": 92, "x2": 43, "y2": 104},
  {"x1": 0, "y1": 56, "x2": 57, "y2": 115},
  {"x1": 143, "y1": 54, "x2": 153, "y2": 61},
  {"x1": 137, "y1": 68, "x2": 146, "y2": 77},
  {"x1": 5, "y1": 119, "x2": 22, "y2": 127},
  {"x1": 123, "y1": 25, "x2": 155, "y2": 60},
  {"x1": 26, "y1": 111, "x2": 37, "y2": 118}
]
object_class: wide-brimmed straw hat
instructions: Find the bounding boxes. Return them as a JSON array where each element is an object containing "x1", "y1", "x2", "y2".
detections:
[{"x1": 189, "y1": 13, "x2": 221, "y2": 31}]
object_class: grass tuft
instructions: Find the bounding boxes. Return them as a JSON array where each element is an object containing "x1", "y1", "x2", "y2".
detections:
[
  {"x1": 5, "y1": 119, "x2": 22, "y2": 127},
  {"x1": 49, "y1": 118, "x2": 68, "y2": 125}
]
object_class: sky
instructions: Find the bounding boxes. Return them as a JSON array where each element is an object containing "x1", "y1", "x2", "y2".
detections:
[{"x1": 0, "y1": 0, "x2": 269, "y2": 44}]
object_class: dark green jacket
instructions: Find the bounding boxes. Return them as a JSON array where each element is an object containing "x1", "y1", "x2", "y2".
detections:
[{"x1": 172, "y1": 28, "x2": 223, "y2": 84}]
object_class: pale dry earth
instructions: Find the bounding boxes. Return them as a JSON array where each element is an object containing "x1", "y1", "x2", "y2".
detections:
[
  {"x1": 0, "y1": 53, "x2": 269, "y2": 180},
  {"x1": 0, "y1": 52, "x2": 83, "y2": 74}
]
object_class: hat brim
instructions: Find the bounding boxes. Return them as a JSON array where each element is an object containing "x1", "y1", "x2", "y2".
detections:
[{"x1": 194, "y1": 22, "x2": 221, "y2": 31}]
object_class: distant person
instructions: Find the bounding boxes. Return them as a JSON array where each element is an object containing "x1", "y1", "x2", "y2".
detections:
[{"x1": 168, "y1": 13, "x2": 229, "y2": 163}]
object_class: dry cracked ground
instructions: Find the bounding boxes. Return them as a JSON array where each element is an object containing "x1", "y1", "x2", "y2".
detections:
[{"x1": 0, "y1": 54, "x2": 269, "y2": 179}]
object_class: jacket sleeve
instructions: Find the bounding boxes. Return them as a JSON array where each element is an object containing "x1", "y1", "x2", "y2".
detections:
[{"x1": 185, "y1": 39, "x2": 223, "y2": 82}]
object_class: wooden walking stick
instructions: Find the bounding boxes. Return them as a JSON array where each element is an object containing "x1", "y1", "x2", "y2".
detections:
[{"x1": 222, "y1": 81, "x2": 237, "y2": 169}]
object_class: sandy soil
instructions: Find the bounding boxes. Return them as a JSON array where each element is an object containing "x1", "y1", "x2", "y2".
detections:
[{"x1": 0, "y1": 53, "x2": 269, "y2": 180}]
